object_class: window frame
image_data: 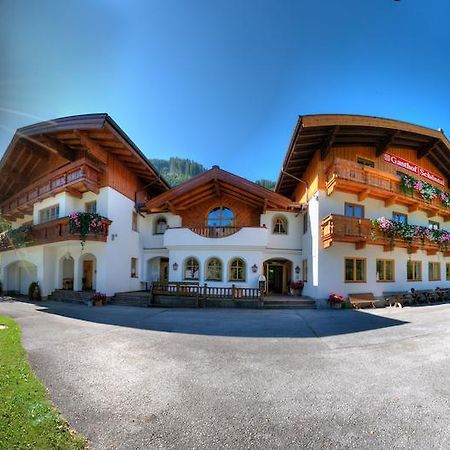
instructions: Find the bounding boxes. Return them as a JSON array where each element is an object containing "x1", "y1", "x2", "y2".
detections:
[
  {"x1": 407, "y1": 260, "x2": 422, "y2": 282},
  {"x1": 344, "y1": 203, "x2": 364, "y2": 219},
  {"x1": 446, "y1": 263, "x2": 450, "y2": 281},
  {"x1": 429, "y1": 220, "x2": 440, "y2": 230},
  {"x1": 344, "y1": 257, "x2": 366, "y2": 283},
  {"x1": 356, "y1": 156, "x2": 375, "y2": 168},
  {"x1": 303, "y1": 212, "x2": 308, "y2": 234},
  {"x1": 428, "y1": 262, "x2": 441, "y2": 281},
  {"x1": 154, "y1": 216, "x2": 168, "y2": 235},
  {"x1": 272, "y1": 215, "x2": 288, "y2": 235},
  {"x1": 130, "y1": 257, "x2": 138, "y2": 278},
  {"x1": 132, "y1": 211, "x2": 138, "y2": 232},
  {"x1": 207, "y1": 207, "x2": 235, "y2": 228},
  {"x1": 184, "y1": 257, "x2": 200, "y2": 280},
  {"x1": 205, "y1": 257, "x2": 223, "y2": 281},
  {"x1": 228, "y1": 258, "x2": 246, "y2": 282},
  {"x1": 85, "y1": 201, "x2": 97, "y2": 214},
  {"x1": 302, "y1": 258, "x2": 308, "y2": 283},
  {"x1": 376, "y1": 259, "x2": 395, "y2": 282},
  {"x1": 392, "y1": 211, "x2": 408, "y2": 224},
  {"x1": 39, "y1": 204, "x2": 60, "y2": 224}
]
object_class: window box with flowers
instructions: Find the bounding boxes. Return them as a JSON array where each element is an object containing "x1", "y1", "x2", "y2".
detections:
[
  {"x1": 328, "y1": 293, "x2": 347, "y2": 309},
  {"x1": 290, "y1": 281, "x2": 304, "y2": 296},
  {"x1": 68, "y1": 212, "x2": 106, "y2": 249}
]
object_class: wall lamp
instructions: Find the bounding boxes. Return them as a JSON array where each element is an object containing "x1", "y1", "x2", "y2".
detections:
[
  {"x1": 252, "y1": 264, "x2": 258, "y2": 273},
  {"x1": 172, "y1": 262, "x2": 179, "y2": 271},
  {"x1": 295, "y1": 266, "x2": 300, "y2": 274}
]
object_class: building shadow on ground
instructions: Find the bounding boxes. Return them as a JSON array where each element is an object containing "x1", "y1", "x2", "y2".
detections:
[{"x1": 19, "y1": 300, "x2": 411, "y2": 338}]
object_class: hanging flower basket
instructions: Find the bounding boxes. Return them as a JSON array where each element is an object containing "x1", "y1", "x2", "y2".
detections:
[{"x1": 68, "y1": 212, "x2": 104, "y2": 249}]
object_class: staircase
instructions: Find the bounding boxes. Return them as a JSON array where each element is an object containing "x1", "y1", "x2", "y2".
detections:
[
  {"x1": 108, "y1": 291, "x2": 150, "y2": 307},
  {"x1": 263, "y1": 296, "x2": 316, "y2": 309},
  {"x1": 48, "y1": 290, "x2": 95, "y2": 305}
]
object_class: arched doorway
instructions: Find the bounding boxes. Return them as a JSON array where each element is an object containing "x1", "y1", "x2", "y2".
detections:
[
  {"x1": 263, "y1": 259, "x2": 293, "y2": 295},
  {"x1": 5, "y1": 260, "x2": 38, "y2": 295},
  {"x1": 59, "y1": 254, "x2": 74, "y2": 290},
  {"x1": 79, "y1": 253, "x2": 96, "y2": 291},
  {"x1": 146, "y1": 257, "x2": 169, "y2": 283}
]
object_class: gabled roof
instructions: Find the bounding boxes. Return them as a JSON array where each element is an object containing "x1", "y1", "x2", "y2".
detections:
[
  {"x1": 145, "y1": 166, "x2": 301, "y2": 213},
  {"x1": 276, "y1": 114, "x2": 450, "y2": 197},
  {"x1": 0, "y1": 113, "x2": 169, "y2": 202}
]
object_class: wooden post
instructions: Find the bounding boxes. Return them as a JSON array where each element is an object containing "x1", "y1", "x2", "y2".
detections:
[
  {"x1": 232, "y1": 284, "x2": 236, "y2": 301},
  {"x1": 203, "y1": 283, "x2": 207, "y2": 298}
]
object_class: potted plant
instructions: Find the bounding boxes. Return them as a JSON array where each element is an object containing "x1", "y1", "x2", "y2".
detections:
[
  {"x1": 328, "y1": 292, "x2": 346, "y2": 309},
  {"x1": 290, "y1": 280, "x2": 305, "y2": 296},
  {"x1": 91, "y1": 292, "x2": 107, "y2": 306},
  {"x1": 28, "y1": 281, "x2": 41, "y2": 301}
]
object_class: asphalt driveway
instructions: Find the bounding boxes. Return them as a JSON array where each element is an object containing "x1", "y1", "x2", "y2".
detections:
[{"x1": 2, "y1": 300, "x2": 450, "y2": 449}]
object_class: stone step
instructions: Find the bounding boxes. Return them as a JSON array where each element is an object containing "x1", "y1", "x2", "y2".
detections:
[{"x1": 263, "y1": 304, "x2": 316, "y2": 310}]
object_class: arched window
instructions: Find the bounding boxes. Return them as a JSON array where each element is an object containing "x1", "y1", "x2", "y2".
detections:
[
  {"x1": 228, "y1": 258, "x2": 246, "y2": 282},
  {"x1": 207, "y1": 207, "x2": 234, "y2": 227},
  {"x1": 154, "y1": 217, "x2": 168, "y2": 235},
  {"x1": 273, "y1": 215, "x2": 288, "y2": 234},
  {"x1": 206, "y1": 257, "x2": 222, "y2": 281},
  {"x1": 184, "y1": 257, "x2": 200, "y2": 280}
]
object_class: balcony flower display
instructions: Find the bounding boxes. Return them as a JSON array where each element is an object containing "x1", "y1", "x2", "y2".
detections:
[
  {"x1": 400, "y1": 173, "x2": 449, "y2": 205},
  {"x1": 69, "y1": 212, "x2": 104, "y2": 249},
  {"x1": 373, "y1": 217, "x2": 450, "y2": 252}
]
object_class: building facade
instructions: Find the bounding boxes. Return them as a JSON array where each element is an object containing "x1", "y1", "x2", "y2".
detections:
[{"x1": 1, "y1": 113, "x2": 450, "y2": 304}]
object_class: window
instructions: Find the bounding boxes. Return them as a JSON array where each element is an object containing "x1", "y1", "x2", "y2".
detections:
[
  {"x1": 184, "y1": 257, "x2": 200, "y2": 280},
  {"x1": 132, "y1": 212, "x2": 138, "y2": 231},
  {"x1": 393, "y1": 212, "x2": 408, "y2": 224},
  {"x1": 344, "y1": 203, "x2": 364, "y2": 218},
  {"x1": 39, "y1": 204, "x2": 59, "y2": 223},
  {"x1": 302, "y1": 259, "x2": 308, "y2": 283},
  {"x1": 303, "y1": 212, "x2": 308, "y2": 234},
  {"x1": 131, "y1": 258, "x2": 138, "y2": 278},
  {"x1": 429, "y1": 220, "x2": 440, "y2": 230},
  {"x1": 345, "y1": 257, "x2": 366, "y2": 282},
  {"x1": 229, "y1": 258, "x2": 246, "y2": 282},
  {"x1": 206, "y1": 258, "x2": 222, "y2": 281},
  {"x1": 85, "y1": 201, "x2": 97, "y2": 213},
  {"x1": 407, "y1": 260, "x2": 422, "y2": 281},
  {"x1": 357, "y1": 157, "x2": 375, "y2": 168},
  {"x1": 446, "y1": 263, "x2": 450, "y2": 281},
  {"x1": 376, "y1": 259, "x2": 395, "y2": 282},
  {"x1": 207, "y1": 207, "x2": 234, "y2": 227},
  {"x1": 154, "y1": 217, "x2": 168, "y2": 234},
  {"x1": 273, "y1": 216, "x2": 288, "y2": 234},
  {"x1": 429, "y1": 262, "x2": 441, "y2": 281}
]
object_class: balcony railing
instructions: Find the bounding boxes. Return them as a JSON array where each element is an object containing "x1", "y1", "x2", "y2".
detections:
[
  {"x1": 1, "y1": 158, "x2": 103, "y2": 219},
  {"x1": 321, "y1": 214, "x2": 446, "y2": 255},
  {"x1": 188, "y1": 226, "x2": 242, "y2": 238},
  {"x1": 0, "y1": 216, "x2": 111, "y2": 252},
  {"x1": 326, "y1": 158, "x2": 450, "y2": 219}
]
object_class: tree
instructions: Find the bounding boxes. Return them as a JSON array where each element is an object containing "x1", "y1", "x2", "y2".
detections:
[{"x1": 255, "y1": 179, "x2": 276, "y2": 191}]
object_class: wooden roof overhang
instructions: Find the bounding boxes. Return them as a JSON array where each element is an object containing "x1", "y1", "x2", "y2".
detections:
[
  {"x1": 145, "y1": 166, "x2": 302, "y2": 214},
  {"x1": 0, "y1": 113, "x2": 169, "y2": 204},
  {"x1": 276, "y1": 114, "x2": 450, "y2": 197}
]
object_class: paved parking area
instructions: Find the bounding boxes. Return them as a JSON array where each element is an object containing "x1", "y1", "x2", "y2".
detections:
[{"x1": 2, "y1": 300, "x2": 450, "y2": 449}]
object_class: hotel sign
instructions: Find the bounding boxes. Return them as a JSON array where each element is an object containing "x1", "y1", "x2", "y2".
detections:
[{"x1": 383, "y1": 152, "x2": 445, "y2": 187}]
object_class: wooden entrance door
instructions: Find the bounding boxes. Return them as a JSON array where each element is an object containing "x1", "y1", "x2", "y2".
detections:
[
  {"x1": 82, "y1": 260, "x2": 94, "y2": 290},
  {"x1": 267, "y1": 264, "x2": 284, "y2": 294},
  {"x1": 160, "y1": 258, "x2": 169, "y2": 282}
]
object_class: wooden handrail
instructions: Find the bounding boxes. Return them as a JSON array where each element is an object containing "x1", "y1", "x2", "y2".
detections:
[
  {"x1": 1, "y1": 158, "x2": 103, "y2": 215},
  {"x1": 0, "y1": 215, "x2": 111, "y2": 252}
]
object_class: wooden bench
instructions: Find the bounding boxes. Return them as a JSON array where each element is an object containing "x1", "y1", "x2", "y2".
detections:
[
  {"x1": 383, "y1": 291, "x2": 410, "y2": 308},
  {"x1": 348, "y1": 293, "x2": 377, "y2": 309}
]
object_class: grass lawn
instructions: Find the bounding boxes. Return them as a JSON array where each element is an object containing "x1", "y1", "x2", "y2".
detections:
[{"x1": 0, "y1": 315, "x2": 87, "y2": 449}]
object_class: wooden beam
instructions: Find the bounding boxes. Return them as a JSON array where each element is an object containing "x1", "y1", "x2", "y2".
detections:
[
  {"x1": 427, "y1": 249, "x2": 438, "y2": 256},
  {"x1": 65, "y1": 188, "x2": 83, "y2": 199},
  {"x1": 418, "y1": 139, "x2": 440, "y2": 159},
  {"x1": 40, "y1": 134, "x2": 75, "y2": 161},
  {"x1": 355, "y1": 241, "x2": 366, "y2": 250},
  {"x1": 262, "y1": 199, "x2": 268, "y2": 214},
  {"x1": 408, "y1": 204, "x2": 419, "y2": 213},
  {"x1": 166, "y1": 201, "x2": 179, "y2": 215},
  {"x1": 383, "y1": 245, "x2": 394, "y2": 252},
  {"x1": 384, "y1": 196, "x2": 397, "y2": 207},
  {"x1": 375, "y1": 130, "x2": 399, "y2": 157},
  {"x1": 74, "y1": 130, "x2": 108, "y2": 164},
  {"x1": 320, "y1": 126, "x2": 339, "y2": 161},
  {"x1": 407, "y1": 247, "x2": 418, "y2": 254},
  {"x1": 358, "y1": 189, "x2": 370, "y2": 202},
  {"x1": 214, "y1": 178, "x2": 221, "y2": 198}
]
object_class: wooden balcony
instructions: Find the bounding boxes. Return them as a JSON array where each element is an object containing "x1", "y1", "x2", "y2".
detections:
[
  {"x1": 0, "y1": 216, "x2": 111, "y2": 252},
  {"x1": 321, "y1": 214, "x2": 446, "y2": 255},
  {"x1": 1, "y1": 158, "x2": 103, "y2": 220},
  {"x1": 326, "y1": 158, "x2": 450, "y2": 220},
  {"x1": 188, "y1": 226, "x2": 242, "y2": 238}
]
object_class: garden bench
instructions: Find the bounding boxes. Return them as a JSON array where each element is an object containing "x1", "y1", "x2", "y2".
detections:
[
  {"x1": 348, "y1": 293, "x2": 377, "y2": 309},
  {"x1": 383, "y1": 291, "x2": 410, "y2": 308}
]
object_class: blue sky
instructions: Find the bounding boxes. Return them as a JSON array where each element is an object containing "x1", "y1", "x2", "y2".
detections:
[{"x1": 1, "y1": 0, "x2": 450, "y2": 182}]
